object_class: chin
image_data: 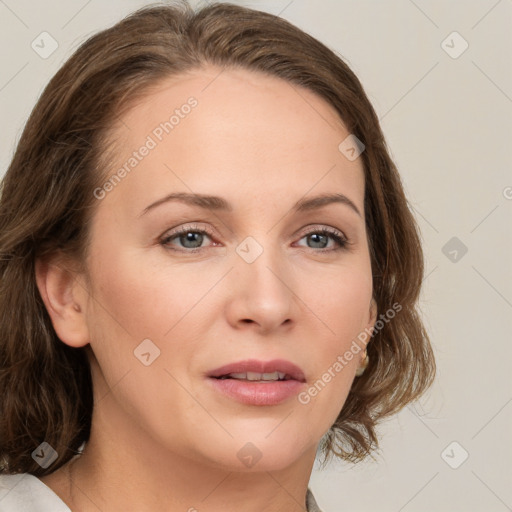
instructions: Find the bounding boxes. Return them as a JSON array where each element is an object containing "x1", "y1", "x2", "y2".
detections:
[{"x1": 193, "y1": 429, "x2": 315, "y2": 473}]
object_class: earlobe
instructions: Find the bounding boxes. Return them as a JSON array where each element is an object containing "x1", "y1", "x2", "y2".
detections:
[{"x1": 35, "y1": 256, "x2": 90, "y2": 348}]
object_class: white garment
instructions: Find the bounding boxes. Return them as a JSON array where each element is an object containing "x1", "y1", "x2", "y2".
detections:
[
  {"x1": 306, "y1": 487, "x2": 323, "y2": 512},
  {"x1": 0, "y1": 473, "x2": 70, "y2": 511},
  {"x1": 0, "y1": 472, "x2": 323, "y2": 511}
]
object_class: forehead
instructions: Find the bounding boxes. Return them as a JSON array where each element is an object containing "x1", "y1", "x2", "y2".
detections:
[{"x1": 100, "y1": 66, "x2": 365, "y2": 218}]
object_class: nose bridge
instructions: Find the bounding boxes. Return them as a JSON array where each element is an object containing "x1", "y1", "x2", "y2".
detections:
[{"x1": 230, "y1": 234, "x2": 294, "y2": 329}]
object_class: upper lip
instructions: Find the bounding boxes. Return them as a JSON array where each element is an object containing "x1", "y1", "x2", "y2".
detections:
[{"x1": 208, "y1": 359, "x2": 306, "y2": 382}]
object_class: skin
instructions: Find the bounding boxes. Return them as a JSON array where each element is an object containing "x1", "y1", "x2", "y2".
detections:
[{"x1": 36, "y1": 66, "x2": 377, "y2": 512}]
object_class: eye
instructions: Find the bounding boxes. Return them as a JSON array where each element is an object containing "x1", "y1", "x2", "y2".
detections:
[
  {"x1": 295, "y1": 226, "x2": 349, "y2": 252},
  {"x1": 160, "y1": 223, "x2": 216, "y2": 252}
]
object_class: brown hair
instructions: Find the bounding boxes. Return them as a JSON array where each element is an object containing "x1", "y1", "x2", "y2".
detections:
[{"x1": 0, "y1": 0, "x2": 435, "y2": 476}]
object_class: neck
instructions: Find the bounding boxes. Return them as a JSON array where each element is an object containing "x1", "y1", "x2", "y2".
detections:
[{"x1": 66, "y1": 434, "x2": 316, "y2": 511}]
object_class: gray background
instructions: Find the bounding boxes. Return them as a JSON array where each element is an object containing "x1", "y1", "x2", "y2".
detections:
[{"x1": 1, "y1": 1, "x2": 511, "y2": 511}]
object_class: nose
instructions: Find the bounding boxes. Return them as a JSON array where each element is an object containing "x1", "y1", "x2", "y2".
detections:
[{"x1": 224, "y1": 242, "x2": 295, "y2": 334}]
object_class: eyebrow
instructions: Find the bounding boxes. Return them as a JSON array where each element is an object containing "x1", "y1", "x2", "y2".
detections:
[{"x1": 140, "y1": 191, "x2": 362, "y2": 218}]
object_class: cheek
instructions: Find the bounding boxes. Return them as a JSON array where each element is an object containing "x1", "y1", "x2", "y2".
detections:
[
  {"x1": 83, "y1": 248, "x2": 208, "y2": 443},
  {"x1": 307, "y1": 260, "x2": 373, "y2": 342},
  {"x1": 86, "y1": 244, "x2": 202, "y2": 342},
  {"x1": 84, "y1": 241, "x2": 222, "y2": 405},
  {"x1": 294, "y1": 262, "x2": 372, "y2": 421}
]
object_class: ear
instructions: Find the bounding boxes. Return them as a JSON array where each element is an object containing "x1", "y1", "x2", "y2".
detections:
[
  {"x1": 35, "y1": 254, "x2": 90, "y2": 348},
  {"x1": 363, "y1": 297, "x2": 378, "y2": 348},
  {"x1": 367, "y1": 297, "x2": 378, "y2": 333}
]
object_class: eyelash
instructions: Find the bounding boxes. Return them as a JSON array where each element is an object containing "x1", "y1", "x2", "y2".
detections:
[{"x1": 159, "y1": 223, "x2": 351, "y2": 253}]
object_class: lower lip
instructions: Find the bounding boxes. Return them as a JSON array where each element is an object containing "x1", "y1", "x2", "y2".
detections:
[{"x1": 208, "y1": 377, "x2": 305, "y2": 406}]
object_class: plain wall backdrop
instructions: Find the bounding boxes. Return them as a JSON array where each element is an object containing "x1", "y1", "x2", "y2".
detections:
[{"x1": 1, "y1": 1, "x2": 511, "y2": 511}]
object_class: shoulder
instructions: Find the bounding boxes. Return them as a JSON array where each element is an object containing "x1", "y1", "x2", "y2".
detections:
[{"x1": 0, "y1": 473, "x2": 71, "y2": 512}]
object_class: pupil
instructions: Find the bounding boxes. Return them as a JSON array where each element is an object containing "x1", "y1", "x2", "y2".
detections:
[
  {"x1": 310, "y1": 233, "x2": 327, "y2": 248},
  {"x1": 182, "y1": 232, "x2": 202, "y2": 248}
]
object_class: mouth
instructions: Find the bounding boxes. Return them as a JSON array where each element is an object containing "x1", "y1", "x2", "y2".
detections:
[
  {"x1": 215, "y1": 371, "x2": 291, "y2": 381},
  {"x1": 208, "y1": 359, "x2": 306, "y2": 382},
  {"x1": 207, "y1": 359, "x2": 306, "y2": 406}
]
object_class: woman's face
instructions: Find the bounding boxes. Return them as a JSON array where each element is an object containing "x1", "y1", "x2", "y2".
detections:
[{"x1": 79, "y1": 66, "x2": 376, "y2": 471}]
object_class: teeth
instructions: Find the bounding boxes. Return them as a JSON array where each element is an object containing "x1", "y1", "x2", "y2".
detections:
[
  {"x1": 229, "y1": 372, "x2": 250, "y2": 380},
  {"x1": 226, "y1": 371, "x2": 287, "y2": 381}
]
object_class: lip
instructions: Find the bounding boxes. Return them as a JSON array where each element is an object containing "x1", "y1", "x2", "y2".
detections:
[{"x1": 207, "y1": 359, "x2": 306, "y2": 406}]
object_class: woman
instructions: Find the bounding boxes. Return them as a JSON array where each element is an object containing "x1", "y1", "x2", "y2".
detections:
[{"x1": 0, "y1": 1, "x2": 435, "y2": 510}]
